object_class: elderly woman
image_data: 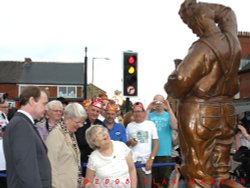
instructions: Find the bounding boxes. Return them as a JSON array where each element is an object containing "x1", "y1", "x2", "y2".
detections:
[
  {"x1": 85, "y1": 124, "x2": 137, "y2": 188},
  {"x1": 45, "y1": 103, "x2": 87, "y2": 188}
]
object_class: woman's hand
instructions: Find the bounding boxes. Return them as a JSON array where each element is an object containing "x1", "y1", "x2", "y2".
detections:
[{"x1": 238, "y1": 124, "x2": 250, "y2": 141}]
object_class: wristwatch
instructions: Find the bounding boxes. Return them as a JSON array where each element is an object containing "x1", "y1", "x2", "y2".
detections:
[{"x1": 151, "y1": 156, "x2": 155, "y2": 160}]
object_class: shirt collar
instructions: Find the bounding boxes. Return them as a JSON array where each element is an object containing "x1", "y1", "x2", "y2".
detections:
[{"x1": 17, "y1": 109, "x2": 35, "y2": 124}]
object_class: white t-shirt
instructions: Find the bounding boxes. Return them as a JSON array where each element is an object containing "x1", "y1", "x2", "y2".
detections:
[
  {"x1": 126, "y1": 120, "x2": 158, "y2": 162},
  {"x1": 87, "y1": 140, "x2": 131, "y2": 187}
]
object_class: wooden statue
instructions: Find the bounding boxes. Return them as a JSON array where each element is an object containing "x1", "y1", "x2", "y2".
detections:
[{"x1": 165, "y1": 0, "x2": 244, "y2": 187}]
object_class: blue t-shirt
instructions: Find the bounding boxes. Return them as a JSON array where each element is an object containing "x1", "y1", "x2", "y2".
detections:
[
  {"x1": 104, "y1": 121, "x2": 127, "y2": 143},
  {"x1": 148, "y1": 111, "x2": 172, "y2": 156}
]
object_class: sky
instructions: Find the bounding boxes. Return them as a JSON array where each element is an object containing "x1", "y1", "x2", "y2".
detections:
[{"x1": 0, "y1": 0, "x2": 249, "y2": 106}]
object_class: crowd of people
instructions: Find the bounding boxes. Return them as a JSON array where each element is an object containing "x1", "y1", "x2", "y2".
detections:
[
  {"x1": 2, "y1": 0, "x2": 249, "y2": 187},
  {"x1": 0, "y1": 84, "x2": 249, "y2": 188},
  {"x1": 1, "y1": 86, "x2": 183, "y2": 188},
  {"x1": 1, "y1": 85, "x2": 250, "y2": 188}
]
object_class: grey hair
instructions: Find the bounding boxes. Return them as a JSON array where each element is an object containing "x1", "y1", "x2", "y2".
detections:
[
  {"x1": 85, "y1": 124, "x2": 107, "y2": 149},
  {"x1": 47, "y1": 100, "x2": 63, "y2": 110},
  {"x1": 64, "y1": 103, "x2": 87, "y2": 120}
]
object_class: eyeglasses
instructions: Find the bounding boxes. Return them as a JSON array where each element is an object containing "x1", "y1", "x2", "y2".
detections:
[
  {"x1": 72, "y1": 119, "x2": 84, "y2": 126},
  {"x1": 50, "y1": 109, "x2": 63, "y2": 113}
]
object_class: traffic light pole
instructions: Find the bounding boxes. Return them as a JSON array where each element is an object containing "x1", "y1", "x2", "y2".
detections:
[{"x1": 125, "y1": 97, "x2": 130, "y2": 112}]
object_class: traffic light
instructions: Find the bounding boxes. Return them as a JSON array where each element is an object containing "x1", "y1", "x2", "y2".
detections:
[{"x1": 123, "y1": 52, "x2": 138, "y2": 96}]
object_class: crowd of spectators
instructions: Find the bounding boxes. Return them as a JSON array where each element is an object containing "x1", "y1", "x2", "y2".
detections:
[{"x1": 1, "y1": 87, "x2": 249, "y2": 188}]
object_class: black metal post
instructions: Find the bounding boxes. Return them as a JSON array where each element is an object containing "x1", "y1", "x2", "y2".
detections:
[
  {"x1": 125, "y1": 97, "x2": 130, "y2": 112},
  {"x1": 84, "y1": 47, "x2": 88, "y2": 100}
]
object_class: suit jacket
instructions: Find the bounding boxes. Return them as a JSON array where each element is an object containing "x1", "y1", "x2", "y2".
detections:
[
  {"x1": 45, "y1": 125, "x2": 81, "y2": 188},
  {"x1": 3, "y1": 112, "x2": 52, "y2": 188}
]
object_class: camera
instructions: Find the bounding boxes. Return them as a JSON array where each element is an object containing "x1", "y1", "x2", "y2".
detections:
[
  {"x1": 155, "y1": 101, "x2": 163, "y2": 105},
  {"x1": 0, "y1": 93, "x2": 8, "y2": 104}
]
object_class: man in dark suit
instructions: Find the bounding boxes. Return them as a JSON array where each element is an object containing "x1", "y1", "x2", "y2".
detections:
[{"x1": 3, "y1": 86, "x2": 51, "y2": 188}]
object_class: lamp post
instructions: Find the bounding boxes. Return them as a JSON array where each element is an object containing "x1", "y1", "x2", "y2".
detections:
[
  {"x1": 84, "y1": 47, "x2": 88, "y2": 100},
  {"x1": 91, "y1": 57, "x2": 110, "y2": 96}
]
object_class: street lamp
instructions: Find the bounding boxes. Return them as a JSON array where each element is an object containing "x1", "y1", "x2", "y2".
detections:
[
  {"x1": 92, "y1": 57, "x2": 110, "y2": 84},
  {"x1": 91, "y1": 57, "x2": 110, "y2": 97}
]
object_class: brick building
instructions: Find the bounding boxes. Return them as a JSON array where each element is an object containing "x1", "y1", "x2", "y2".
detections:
[
  {"x1": 238, "y1": 32, "x2": 250, "y2": 99},
  {"x1": 233, "y1": 31, "x2": 250, "y2": 113},
  {"x1": 0, "y1": 58, "x2": 106, "y2": 106}
]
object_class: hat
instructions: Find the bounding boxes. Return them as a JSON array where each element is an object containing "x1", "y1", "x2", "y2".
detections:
[
  {"x1": 133, "y1": 102, "x2": 145, "y2": 111},
  {"x1": 83, "y1": 99, "x2": 92, "y2": 108},
  {"x1": 91, "y1": 101, "x2": 103, "y2": 109},
  {"x1": 106, "y1": 102, "x2": 118, "y2": 113}
]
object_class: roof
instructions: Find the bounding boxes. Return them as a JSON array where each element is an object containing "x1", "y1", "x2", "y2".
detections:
[
  {"x1": 0, "y1": 60, "x2": 85, "y2": 85},
  {"x1": 0, "y1": 61, "x2": 23, "y2": 83}
]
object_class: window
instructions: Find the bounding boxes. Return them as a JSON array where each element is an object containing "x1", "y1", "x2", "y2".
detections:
[
  {"x1": 240, "y1": 59, "x2": 250, "y2": 70},
  {"x1": 58, "y1": 86, "x2": 76, "y2": 98},
  {"x1": 19, "y1": 85, "x2": 49, "y2": 96}
]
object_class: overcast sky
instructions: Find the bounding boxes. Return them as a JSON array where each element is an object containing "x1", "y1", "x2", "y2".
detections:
[{"x1": 0, "y1": 0, "x2": 249, "y2": 105}]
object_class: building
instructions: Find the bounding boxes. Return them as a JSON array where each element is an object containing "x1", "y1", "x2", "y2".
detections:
[
  {"x1": 234, "y1": 32, "x2": 250, "y2": 114},
  {"x1": 238, "y1": 32, "x2": 250, "y2": 98},
  {"x1": 0, "y1": 58, "x2": 106, "y2": 106}
]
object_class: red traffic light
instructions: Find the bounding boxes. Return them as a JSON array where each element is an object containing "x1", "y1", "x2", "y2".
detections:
[{"x1": 128, "y1": 56, "x2": 136, "y2": 64}]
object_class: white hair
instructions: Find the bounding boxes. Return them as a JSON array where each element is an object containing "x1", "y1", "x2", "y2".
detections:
[
  {"x1": 47, "y1": 100, "x2": 63, "y2": 110},
  {"x1": 64, "y1": 103, "x2": 87, "y2": 120}
]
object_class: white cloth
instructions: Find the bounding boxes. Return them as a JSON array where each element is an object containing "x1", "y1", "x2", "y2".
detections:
[
  {"x1": 87, "y1": 140, "x2": 131, "y2": 187},
  {"x1": 0, "y1": 139, "x2": 6, "y2": 170},
  {"x1": 126, "y1": 120, "x2": 158, "y2": 163},
  {"x1": 98, "y1": 114, "x2": 105, "y2": 122},
  {"x1": 240, "y1": 134, "x2": 250, "y2": 149},
  {"x1": 0, "y1": 111, "x2": 8, "y2": 170},
  {"x1": 0, "y1": 111, "x2": 8, "y2": 128}
]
